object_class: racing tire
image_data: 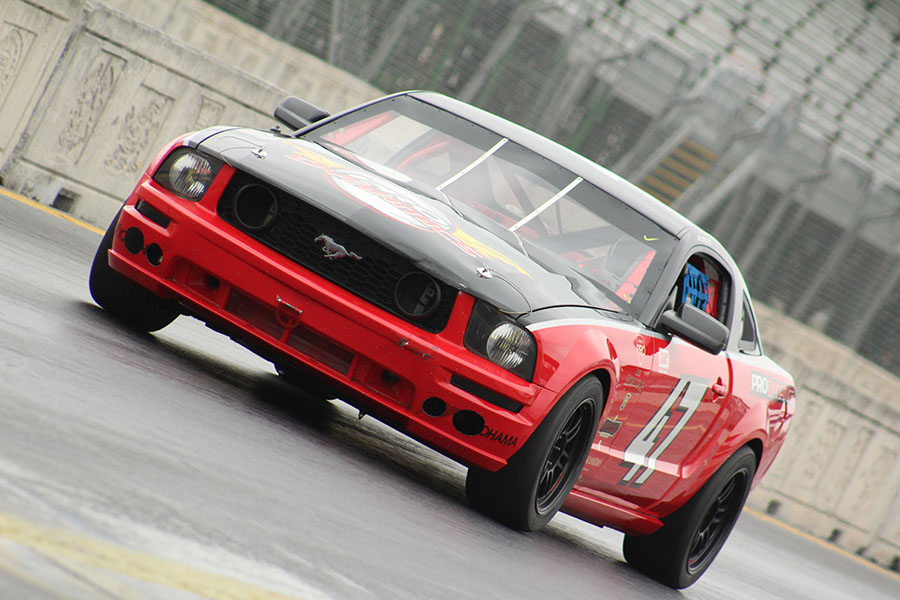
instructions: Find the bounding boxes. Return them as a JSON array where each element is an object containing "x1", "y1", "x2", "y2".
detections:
[
  {"x1": 89, "y1": 210, "x2": 179, "y2": 333},
  {"x1": 465, "y1": 376, "x2": 604, "y2": 532},
  {"x1": 622, "y1": 445, "x2": 757, "y2": 589}
]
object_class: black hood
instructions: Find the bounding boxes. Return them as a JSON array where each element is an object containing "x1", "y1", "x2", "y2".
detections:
[{"x1": 199, "y1": 128, "x2": 615, "y2": 316}]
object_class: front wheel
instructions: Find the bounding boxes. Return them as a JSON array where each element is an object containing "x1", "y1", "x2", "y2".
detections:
[
  {"x1": 89, "y1": 211, "x2": 178, "y2": 332},
  {"x1": 623, "y1": 445, "x2": 757, "y2": 589},
  {"x1": 466, "y1": 376, "x2": 604, "y2": 532}
]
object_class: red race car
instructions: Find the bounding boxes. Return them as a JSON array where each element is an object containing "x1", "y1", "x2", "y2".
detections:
[{"x1": 90, "y1": 91, "x2": 794, "y2": 588}]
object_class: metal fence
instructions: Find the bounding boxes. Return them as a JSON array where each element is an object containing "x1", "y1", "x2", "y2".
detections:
[{"x1": 204, "y1": 0, "x2": 900, "y2": 377}]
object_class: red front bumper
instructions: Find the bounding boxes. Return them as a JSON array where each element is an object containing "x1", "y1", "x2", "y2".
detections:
[{"x1": 106, "y1": 175, "x2": 557, "y2": 470}]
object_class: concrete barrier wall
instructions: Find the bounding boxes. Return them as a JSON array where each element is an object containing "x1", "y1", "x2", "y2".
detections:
[
  {"x1": 749, "y1": 304, "x2": 900, "y2": 568},
  {"x1": 0, "y1": 0, "x2": 381, "y2": 225},
  {"x1": 0, "y1": 0, "x2": 76, "y2": 182},
  {"x1": 102, "y1": 0, "x2": 381, "y2": 114},
  {"x1": 2, "y1": 0, "x2": 899, "y2": 571}
]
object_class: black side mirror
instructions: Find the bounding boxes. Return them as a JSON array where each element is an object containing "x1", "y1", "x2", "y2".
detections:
[
  {"x1": 273, "y1": 97, "x2": 330, "y2": 130},
  {"x1": 658, "y1": 302, "x2": 729, "y2": 354}
]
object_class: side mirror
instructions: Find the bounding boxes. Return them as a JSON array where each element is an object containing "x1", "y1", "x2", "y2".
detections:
[
  {"x1": 658, "y1": 302, "x2": 729, "y2": 354},
  {"x1": 273, "y1": 96, "x2": 330, "y2": 130}
]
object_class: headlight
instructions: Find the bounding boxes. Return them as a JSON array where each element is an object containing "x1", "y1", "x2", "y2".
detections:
[
  {"x1": 487, "y1": 323, "x2": 532, "y2": 369},
  {"x1": 464, "y1": 300, "x2": 536, "y2": 380},
  {"x1": 154, "y1": 148, "x2": 223, "y2": 201}
]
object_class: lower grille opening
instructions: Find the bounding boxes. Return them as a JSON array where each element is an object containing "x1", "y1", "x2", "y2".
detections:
[
  {"x1": 351, "y1": 357, "x2": 413, "y2": 407},
  {"x1": 225, "y1": 289, "x2": 354, "y2": 375},
  {"x1": 288, "y1": 324, "x2": 355, "y2": 375},
  {"x1": 225, "y1": 290, "x2": 284, "y2": 340}
]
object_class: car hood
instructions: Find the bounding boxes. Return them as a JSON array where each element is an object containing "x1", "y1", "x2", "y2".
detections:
[{"x1": 199, "y1": 128, "x2": 617, "y2": 316}]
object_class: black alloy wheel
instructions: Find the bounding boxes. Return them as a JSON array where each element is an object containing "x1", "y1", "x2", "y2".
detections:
[
  {"x1": 535, "y1": 401, "x2": 594, "y2": 514},
  {"x1": 687, "y1": 471, "x2": 743, "y2": 573},
  {"x1": 465, "y1": 376, "x2": 604, "y2": 532},
  {"x1": 622, "y1": 445, "x2": 757, "y2": 589}
]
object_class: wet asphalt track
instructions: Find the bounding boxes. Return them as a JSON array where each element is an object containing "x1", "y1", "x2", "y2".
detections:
[{"x1": 1, "y1": 191, "x2": 898, "y2": 599}]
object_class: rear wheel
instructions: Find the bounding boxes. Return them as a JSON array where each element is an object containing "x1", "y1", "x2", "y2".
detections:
[
  {"x1": 89, "y1": 211, "x2": 178, "y2": 332},
  {"x1": 623, "y1": 445, "x2": 757, "y2": 589},
  {"x1": 466, "y1": 376, "x2": 603, "y2": 532}
]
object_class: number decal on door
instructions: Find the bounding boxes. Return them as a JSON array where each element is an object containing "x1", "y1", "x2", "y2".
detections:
[{"x1": 619, "y1": 377, "x2": 708, "y2": 487}]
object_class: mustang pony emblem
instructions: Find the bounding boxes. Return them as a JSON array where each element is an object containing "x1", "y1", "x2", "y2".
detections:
[{"x1": 315, "y1": 234, "x2": 362, "y2": 260}]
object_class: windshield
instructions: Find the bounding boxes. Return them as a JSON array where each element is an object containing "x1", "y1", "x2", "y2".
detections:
[{"x1": 305, "y1": 95, "x2": 676, "y2": 315}]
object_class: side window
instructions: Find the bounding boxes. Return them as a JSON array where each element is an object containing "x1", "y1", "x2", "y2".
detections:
[
  {"x1": 739, "y1": 294, "x2": 762, "y2": 354},
  {"x1": 674, "y1": 253, "x2": 732, "y2": 324}
]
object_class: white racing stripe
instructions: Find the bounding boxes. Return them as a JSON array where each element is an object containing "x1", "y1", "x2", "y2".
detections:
[{"x1": 526, "y1": 317, "x2": 664, "y2": 339}]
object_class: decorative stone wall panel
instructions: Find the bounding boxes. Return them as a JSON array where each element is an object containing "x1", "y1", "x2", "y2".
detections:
[
  {"x1": 105, "y1": 86, "x2": 174, "y2": 173},
  {"x1": 0, "y1": 1, "x2": 290, "y2": 222},
  {"x1": 0, "y1": 22, "x2": 36, "y2": 113},
  {"x1": 846, "y1": 444, "x2": 897, "y2": 516},
  {"x1": 819, "y1": 426, "x2": 872, "y2": 511},
  {"x1": 57, "y1": 50, "x2": 126, "y2": 166},
  {"x1": 194, "y1": 97, "x2": 226, "y2": 130},
  {"x1": 0, "y1": 0, "x2": 74, "y2": 166}
]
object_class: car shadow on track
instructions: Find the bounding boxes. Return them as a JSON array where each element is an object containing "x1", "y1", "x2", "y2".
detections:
[
  {"x1": 74, "y1": 300, "x2": 656, "y2": 590},
  {"x1": 74, "y1": 300, "x2": 469, "y2": 502}
]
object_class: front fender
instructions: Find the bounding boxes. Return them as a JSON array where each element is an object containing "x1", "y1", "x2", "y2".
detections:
[{"x1": 532, "y1": 325, "x2": 619, "y2": 396}]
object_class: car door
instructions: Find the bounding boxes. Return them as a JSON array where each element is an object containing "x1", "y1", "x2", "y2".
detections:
[{"x1": 576, "y1": 251, "x2": 735, "y2": 511}]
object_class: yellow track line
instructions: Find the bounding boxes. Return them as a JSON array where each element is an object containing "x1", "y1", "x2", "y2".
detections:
[
  {"x1": 0, "y1": 187, "x2": 104, "y2": 235},
  {"x1": 1, "y1": 189, "x2": 310, "y2": 597},
  {"x1": 745, "y1": 508, "x2": 900, "y2": 581},
  {"x1": 0, "y1": 512, "x2": 305, "y2": 600}
]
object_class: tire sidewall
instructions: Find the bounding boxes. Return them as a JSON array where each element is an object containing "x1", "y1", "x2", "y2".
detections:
[
  {"x1": 89, "y1": 210, "x2": 121, "y2": 281},
  {"x1": 89, "y1": 209, "x2": 178, "y2": 332},
  {"x1": 511, "y1": 376, "x2": 604, "y2": 530},
  {"x1": 664, "y1": 446, "x2": 757, "y2": 588}
]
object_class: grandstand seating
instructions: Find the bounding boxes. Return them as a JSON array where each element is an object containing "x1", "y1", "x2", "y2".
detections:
[{"x1": 204, "y1": 0, "x2": 900, "y2": 373}]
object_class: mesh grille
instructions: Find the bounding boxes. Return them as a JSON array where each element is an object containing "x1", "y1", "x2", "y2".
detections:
[{"x1": 217, "y1": 170, "x2": 456, "y2": 333}]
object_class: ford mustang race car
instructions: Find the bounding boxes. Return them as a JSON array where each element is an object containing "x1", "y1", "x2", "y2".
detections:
[{"x1": 90, "y1": 91, "x2": 794, "y2": 588}]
